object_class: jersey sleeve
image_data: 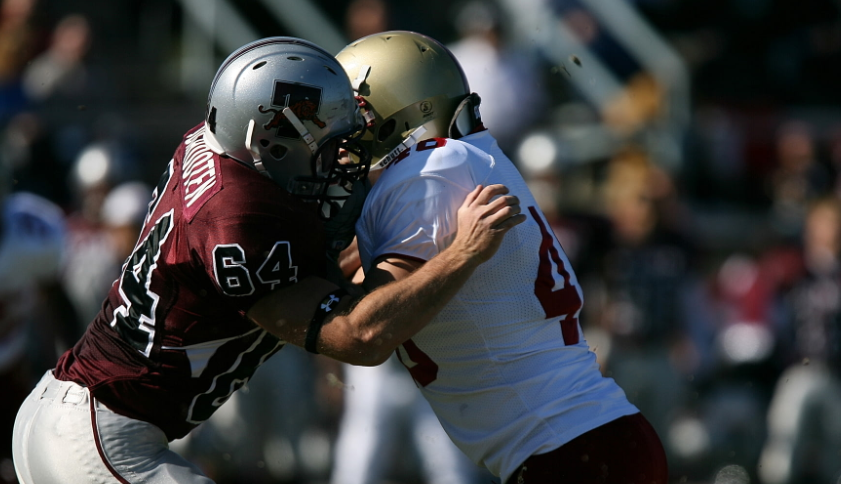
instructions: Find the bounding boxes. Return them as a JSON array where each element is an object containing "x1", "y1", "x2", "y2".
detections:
[{"x1": 356, "y1": 141, "x2": 494, "y2": 272}]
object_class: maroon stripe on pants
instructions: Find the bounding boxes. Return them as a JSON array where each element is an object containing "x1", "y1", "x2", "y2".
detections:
[
  {"x1": 507, "y1": 413, "x2": 668, "y2": 484},
  {"x1": 90, "y1": 397, "x2": 132, "y2": 484}
]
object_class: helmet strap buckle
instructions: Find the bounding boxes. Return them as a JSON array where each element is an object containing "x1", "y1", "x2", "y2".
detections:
[
  {"x1": 371, "y1": 125, "x2": 428, "y2": 171},
  {"x1": 282, "y1": 107, "x2": 320, "y2": 154}
]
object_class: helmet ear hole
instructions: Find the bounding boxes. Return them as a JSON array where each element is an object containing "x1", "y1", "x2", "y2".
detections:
[
  {"x1": 377, "y1": 119, "x2": 396, "y2": 141},
  {"x1": 270, "y1": 144, "x2": 288, "y2": 160}
]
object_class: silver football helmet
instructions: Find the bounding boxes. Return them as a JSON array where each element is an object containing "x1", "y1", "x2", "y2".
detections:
[{"x1": 204, "y1": 37, "x2": 370, "y2": 219}]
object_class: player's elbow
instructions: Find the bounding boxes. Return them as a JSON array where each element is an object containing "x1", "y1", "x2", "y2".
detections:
[
  {"x1": 324, "y1": 317, "x2": 394, "y2": 366},
  {"x1": 345, "y1": 328, "x2": 393, "y2": 366}
]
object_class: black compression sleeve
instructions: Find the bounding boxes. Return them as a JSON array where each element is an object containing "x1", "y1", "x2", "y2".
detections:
[{"x1": 305, "y1": 288, "x2": 348, "y2": 354}]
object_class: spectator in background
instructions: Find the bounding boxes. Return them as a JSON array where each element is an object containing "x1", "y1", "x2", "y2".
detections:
[
  {"x1": 344, "y1": 0, "x2": 389, "y2": 42},
  {"x1": 61, "y1": 180, "x2": 151, "y2": 328},
  {"x1": 827, "y1": 124, "x2": 841, "y2": 199},
  {"x1": 0, "y1": 0, "x2": 40, "y2": 126},
  {"x1": 22, "y1": 13, "x2": 91, "y2": 104},
  {"x1": 61, "y1": 141, "x2": 142, "y2": 332},
  {"x1": 20, "y1": 11, "x2": 125, "y2": 210},
  {"x1": 674, "y1": 249, "x2": 784, "y2": 483},
  {"x1": 0, "y1": 159, "x2": 77, "y2": 484},
  {"x1": 759, "y1": 195, "x2": 841, "y2": 484},
  {"x1": 768, "y1": 120, "x2": 831, "y2": 238},
  {"x1": 583, "y1": 146, "x2": 697, "y2": 477},
  {"x1": 66, "y1": 140, "x2": 136, "y2": 226},
  {"x1": 6, "y1": 13, "x2": 117, "y2": 210},
  {"x1": 448, "y1": 0, "x2": 547, "y2": 153},
  {"x1": 100, "y1": 181, "x2": 152, "y2": 265}
]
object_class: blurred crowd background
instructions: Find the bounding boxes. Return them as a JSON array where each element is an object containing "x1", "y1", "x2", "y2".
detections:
[{"x1": 3, "y1": 0, "x2": 841, "y2": 483}]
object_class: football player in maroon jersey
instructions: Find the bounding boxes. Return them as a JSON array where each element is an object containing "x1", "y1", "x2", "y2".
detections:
[{"x1": 12, "y1": 36, "x2": 524, "y2": 484}]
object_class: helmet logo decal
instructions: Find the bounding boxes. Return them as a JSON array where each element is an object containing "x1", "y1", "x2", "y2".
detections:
[
  {"x1": 419, "y1": 101, "x2": 433, "y2": 114},
  {"x1": 258, "y1": 81, "x2": 326, "y2": 139}
]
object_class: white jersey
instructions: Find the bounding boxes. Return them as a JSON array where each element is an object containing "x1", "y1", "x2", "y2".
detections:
[
  {"x1": 356, "y1": 131, "x2": 639, "y2": 482},
  {"x1": 0, "y1": 192, "x2": 66, "y2": 371}
]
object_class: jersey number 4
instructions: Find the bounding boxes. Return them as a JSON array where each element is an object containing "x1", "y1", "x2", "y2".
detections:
[
  {"x1": 111, "y1": 210, "x2": 175, "y2": 357},
  {"x1": 397, "y1": 206, "x2": 582, "y2": 387},
  {"x1": 529, "y1": 206, "x2": 582, "y2": 346}
]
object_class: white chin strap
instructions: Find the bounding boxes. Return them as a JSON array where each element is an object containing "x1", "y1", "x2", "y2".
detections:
[
  {"x1": 352, "y1": 65, "x2": 371, "y2": 92},
  {"x1": 371, "y1": 126, "x2": 428, "y2": 171},
  {"x1": 245, "y1": 119, "x2": 270, "y2": 177}
]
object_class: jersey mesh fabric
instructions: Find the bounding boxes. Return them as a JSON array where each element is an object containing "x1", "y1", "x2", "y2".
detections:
[
  {"x1": 355, "y1": 131, "x2": 639, "y2": 482},
  {"x1": 55, "y1": 123, "x2": 326, "y2": 441}
]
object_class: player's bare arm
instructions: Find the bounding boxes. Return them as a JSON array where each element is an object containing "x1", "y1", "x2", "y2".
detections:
[
  {"x1": 335, "y1": 236, "x2": 363, "y2": 281},
  {"x1": 247, "y1": 183, "x2": 525, "y2": 365}
]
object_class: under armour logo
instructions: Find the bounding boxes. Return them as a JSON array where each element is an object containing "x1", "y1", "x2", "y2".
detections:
[{"x1": 321, "y1": 294, "x2": 340, "y2": 312}]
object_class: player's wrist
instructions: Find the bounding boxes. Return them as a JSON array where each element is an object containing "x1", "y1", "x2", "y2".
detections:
[
  {"x1": 440, "y1": 240, "x2": 484, "y2": 269},
  {"x1": 305, "y1": 288, "x2": 349, "y2": 354}
]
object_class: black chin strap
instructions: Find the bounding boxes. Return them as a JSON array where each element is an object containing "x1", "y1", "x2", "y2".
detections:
[{"x1": 449, "y1": 92, "x2": 483, "y2": 139}]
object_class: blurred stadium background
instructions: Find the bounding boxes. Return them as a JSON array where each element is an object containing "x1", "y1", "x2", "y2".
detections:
[{"x1": 3, "y1": 0, "x2": 841, "y2": 483}]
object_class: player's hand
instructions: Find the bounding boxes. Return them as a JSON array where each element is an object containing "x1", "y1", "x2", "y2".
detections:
[{"x1": 451, "y1": 184, "x2": 526, "y2": 264}]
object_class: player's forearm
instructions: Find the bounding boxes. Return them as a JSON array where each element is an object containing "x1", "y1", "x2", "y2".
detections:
[
  {"x1": 318, "y1": 248, "x2": 480, "y2": 365},
  {"x1": 247, "y1": 249, "x2": 478, "y2": 365},
  {"x1": 249, "y1": 183, "x2": 522, "y2": 364}
]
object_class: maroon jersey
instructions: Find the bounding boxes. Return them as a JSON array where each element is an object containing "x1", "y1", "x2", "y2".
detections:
[{"x1": 55, "y1": 123, "x2": 326, "y2": 441}]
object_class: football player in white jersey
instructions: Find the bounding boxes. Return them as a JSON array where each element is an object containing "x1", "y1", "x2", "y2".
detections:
[{"x1": 336, "y1": 31, "x2": 669, "y2": 484}]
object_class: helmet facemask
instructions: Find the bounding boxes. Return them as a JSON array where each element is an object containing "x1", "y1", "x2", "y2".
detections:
[{"x1": 287, "y1": 126, "x2": 371, "y2": 220}]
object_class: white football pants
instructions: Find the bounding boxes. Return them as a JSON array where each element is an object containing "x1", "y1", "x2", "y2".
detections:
[{"x1": 13, "y1": 370, "x2": 214, "y2": 484}]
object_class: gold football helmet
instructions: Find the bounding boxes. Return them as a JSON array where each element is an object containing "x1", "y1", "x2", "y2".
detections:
[{"x1": 336, "y1": 31, "x2": 482, "y2": 170}]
